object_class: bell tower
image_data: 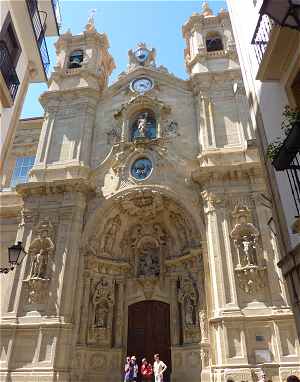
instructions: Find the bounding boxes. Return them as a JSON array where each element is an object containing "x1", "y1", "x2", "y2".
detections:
[
  {"x1": 30, "y1": 16, "x2": 115, "y2": 181},
  {"x1": 182, "y1": 1, "x2": 238, "y2": 75},
  {"x1": 182, "y1": 1, "x2": 253, "y2": 153}
]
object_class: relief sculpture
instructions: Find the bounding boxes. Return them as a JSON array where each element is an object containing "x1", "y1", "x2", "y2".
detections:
[
  {"x1": 230, "y1": 204, "x2": 267, "y2": 295},
  {"x1": 178, "y1": 276, "x2": 200, "y2": 344},
  {"x1": 89, "y1": 277, "x2": 115, "y2": 346},
  {"x1": 23, "y1": 218, "x2": 55, "y2": 305}
]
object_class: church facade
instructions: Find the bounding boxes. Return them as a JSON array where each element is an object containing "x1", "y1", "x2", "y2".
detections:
[{"x1": 1, "y1": 4, "x2": 300, "y2": 382}]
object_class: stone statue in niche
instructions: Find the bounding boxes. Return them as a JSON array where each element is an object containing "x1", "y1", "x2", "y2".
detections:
[
  {"x1": 101, "y1": 215, "x2": 121, "y2": 254},
  {"x1": 29, "y1": 219, "x2": 55, "y2": 279},
  {"x1": 199, "y1": 310, "x2": 208, "y2": 341},
  {"x1": 137, "y1": 113, "x2": 149, "y2": 137},
  {"x1": 238, "y1": 234, "x2": 258, "y2": 266},
  {"x1": 230, "y1": 204, "x2": 260, "y2": 267},
  {"x1": 153, "y1": 223, "x2": 167, "y2": 246},
  {"x1": 178, "y1": 277, "x2": 198, "y2": 327},
  {"x1": 131, "y1": 113, "x2": 156, "y2": 140},
  {"x1": 169, "y1": 211, "x2": 189, "y2": 251},
  {"x1": 92, "y1": 278, "x2": 114, "y2": 330},
  {"x1": 185, "y1": 297, "x2": 195, "y2": 326},
  {"x1": 95, "y1": 301, "x2": 109, "y2": 328},
  {"x1": 137, "y1": 239, "x2": 160, "y2": 277}
]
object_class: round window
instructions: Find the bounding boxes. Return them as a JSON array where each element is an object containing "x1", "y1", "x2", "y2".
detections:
[{"x1": 131, "y1": 158, "x2": 153, "y2": 180}]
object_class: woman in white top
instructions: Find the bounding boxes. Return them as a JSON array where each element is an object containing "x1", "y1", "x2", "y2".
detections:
[{"x1": 153, "y1": 353, "x2": 167, "y2": 382}]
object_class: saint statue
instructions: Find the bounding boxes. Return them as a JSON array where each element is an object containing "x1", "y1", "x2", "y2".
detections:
[
  {"x1": 238, "y1": 234, "x2": 257, "y2": 266},
  {"x1": 185, "y1": 297, "x2": 195, "y2": 326},
  {"x1": 29, "y1": 228, "x2": 54, "y2": 279},
  {"x1": 137, "y1": 113, "x2": 149, "y2": 137},
  {"x1": 95, "y1": 301, "x2": 108, "y2": 328}
]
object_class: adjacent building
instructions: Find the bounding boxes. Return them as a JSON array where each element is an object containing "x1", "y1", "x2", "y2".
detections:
[
  {"x1": 0, "y1": 3, "x2": 300, "y2": 382},
  {"x1": 0, "y1": 0, "x2": 60, "y2": 174},
  {"x1": 226, "y1": 0, "x2": 300, "y2": 338}
]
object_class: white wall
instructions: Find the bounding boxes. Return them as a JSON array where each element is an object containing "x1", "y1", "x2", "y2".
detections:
[
  {"x1": 226, "y1": 0, "x2": 300, "y2": 249},
  {"x1": 0, "y1": 2, "x2": 30, "y2": 163}
]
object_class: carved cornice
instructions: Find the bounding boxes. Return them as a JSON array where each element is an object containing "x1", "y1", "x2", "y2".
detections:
[
  {"x1": 192, "y1": 162, "x2": 263, "y2": 187},
  {"x1": 16, "y1": 179, "x2": 95, "y2": 198},
  {"x1": 190, "y1": 69, "x2": 241, "y2": 95},
  {"x1": 182, "y1": 11, "x2": 230, "y2": 38},
  {"x1": 114, "y1": 94, "x2": 171, "y2": 120},
  {"x1": 39, "y1": 87, "x2": 100, "y2": 109},
  {"x1": 84, "y1": 254, "x2": 130, "y2": 275},
  {"x1": 0, "y1": 191, "x2": 23, "y2": 217}
]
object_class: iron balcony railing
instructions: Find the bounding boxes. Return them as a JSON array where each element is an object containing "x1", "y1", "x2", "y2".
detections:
[
  {"x1": 0, "y1": 40, "x2": 20, "y2": 100},
  {"x1": 251, "y1": 13, "x2": 275, "y2": 64},
  {"x1": 272, "y1": 122, "x2": 300, "y2": 217},
  {"x1": 25, "y1": 0, "x2": 50, "y2": 74},
  {"x1": 51, "y1": 0, "x2": 61, "y2": 30}
]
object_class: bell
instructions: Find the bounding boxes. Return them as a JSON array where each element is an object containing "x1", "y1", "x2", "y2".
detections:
[{"x1": 69, "y1": 56, "x2": 82, "y2": 68}]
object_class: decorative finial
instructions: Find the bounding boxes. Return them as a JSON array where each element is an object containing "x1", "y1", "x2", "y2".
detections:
[
  {"x1": 86, "y1": 9, "x2": 97, "y2": 32},
  {"x1": 202, "y1": 1, "x2": 213, "y2": 17}
]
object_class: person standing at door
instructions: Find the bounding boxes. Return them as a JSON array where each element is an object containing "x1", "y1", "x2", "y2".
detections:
[
  {"x1": 153, "y1": 354, "x2": 167, "y2": 382},
  {"x1": 141, "y1": 358, "x2": 153, "y2": 382},
  {"x1": 124, "y1": 356, "x2": 131, "y2": 382},
  {"x1": 130, "y1": 355, "x2": 138, "y2": 381}
]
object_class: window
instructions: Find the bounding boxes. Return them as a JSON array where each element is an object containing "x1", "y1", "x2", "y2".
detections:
[
  {"x1": 68, "y1": 50, "x2": 84, "y2": 68},
  {"x1": 10, "y1": 156, "x2": 35, "y2": 188},
  {"x1": 0, "y1": 12, "x2": 22, "y2": 67},
  {"x1": 206, "y1": 33, "x2": 223, "y2": 52}
]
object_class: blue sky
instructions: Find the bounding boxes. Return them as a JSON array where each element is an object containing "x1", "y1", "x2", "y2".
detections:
[{"x1": 22, "y1": 1, "x2": 227, "y2": 118}]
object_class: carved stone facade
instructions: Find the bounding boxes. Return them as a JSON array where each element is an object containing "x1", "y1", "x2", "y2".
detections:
[{"x1": 0, "y1": 4, "x2": 299, "y2": 382}]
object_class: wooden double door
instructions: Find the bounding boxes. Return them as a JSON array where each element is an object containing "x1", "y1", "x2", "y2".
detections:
[{"x1": 127, "y1": 301, "x2": 171, "y2": 382}]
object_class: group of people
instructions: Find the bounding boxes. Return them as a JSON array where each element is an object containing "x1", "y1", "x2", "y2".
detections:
[{"x1": 124, "y1": 354, "x2": 167, "y2": 382}]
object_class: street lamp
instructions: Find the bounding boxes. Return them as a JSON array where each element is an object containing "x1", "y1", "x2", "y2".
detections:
[
  {"x1": 0, "y1": 241, "x2": 27, "y2": 274},
  {"x1": 261, "y1": 0, "x2": 300, "y2": 30}
]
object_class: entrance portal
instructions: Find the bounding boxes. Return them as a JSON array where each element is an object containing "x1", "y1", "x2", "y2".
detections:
[{"x1": 127, "y1": 301, "x2": 171, "y2": 382}]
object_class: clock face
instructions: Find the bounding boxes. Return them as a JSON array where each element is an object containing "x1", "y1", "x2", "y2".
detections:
[
  {"x1": 135, "y1": 48, "x2": 149, "y2": 63},
  {"x1": 131, "y1": 77, "x2": 153, "y2": 94}
]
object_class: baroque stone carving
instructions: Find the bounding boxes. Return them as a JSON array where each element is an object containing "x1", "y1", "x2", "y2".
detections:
[
  {"x1": 169, "y1": 210, "x2": 190, "y2": 252},
  {"x1": 199, "y1": 310, "x2": 208, "y2": 342},
  {"x1": 164, "y1": 120, "x2": 178, "y2": 137},
  {"x1": 118, "y1": 190, "x2": 164, "y2": 219},
  {"x1": 230, "y1": 204, "x2": 267, "y2": 295},
  {"x1": 178, "y1": 276, "x2": 200, "y2": 344},
  {"x1": 89, "y1": 278, "x2": 115, "y2": 345},
  {"x1": 23, "y1": 218, "x2": 55, "y2": 305},
  {"x1": 100, "y1": 215, "x2": 121, "y2": 255},
  {"x1": 106, "y1": 125, "x2": 121, "y2": 145}
]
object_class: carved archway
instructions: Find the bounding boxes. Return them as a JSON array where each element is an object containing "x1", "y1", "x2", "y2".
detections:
[{"x1": 73, "y1": 188, "x2": 209, "y2": 382}]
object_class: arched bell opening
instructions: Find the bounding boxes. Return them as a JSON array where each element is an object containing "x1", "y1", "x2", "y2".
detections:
[
  {"x1": 205, "y1": 32, "x2": 224, "y2": 52},
  {"x1": 68, "y1": 49, "x2": 84, "y2": 68}
]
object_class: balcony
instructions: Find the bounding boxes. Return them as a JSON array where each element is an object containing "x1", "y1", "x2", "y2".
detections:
[
  {"x1": 25, "y1": 0, "x2": 50, "y2": 74},
  {"x1": 272, "y1": 121, "x2": 300, "y2": 228},
  {"x1": 251, "y1": 2, "x2": 300, "y2": 81},
  {"x1": 0, "y1": 41, "x2": 20, "y2": 107}
]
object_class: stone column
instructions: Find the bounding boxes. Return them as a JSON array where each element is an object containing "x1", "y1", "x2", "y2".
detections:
[
  {"x1": 201, "y1": 191, "x2": 227, "y2": 315},
  {"x1": 170, "y1": 276, "x2": 180, "y2": 345}
]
